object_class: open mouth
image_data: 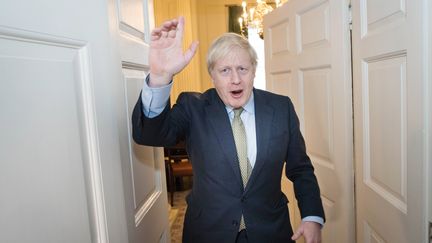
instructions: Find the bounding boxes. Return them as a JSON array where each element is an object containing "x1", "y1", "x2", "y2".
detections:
[{"x1": 231, "y1": 89, "x2": 243, "y2": 97}]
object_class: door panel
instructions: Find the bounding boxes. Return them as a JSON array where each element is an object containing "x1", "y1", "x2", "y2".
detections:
[
  {"x1": 0, "y1": 0, "x2": 168, "y2": 242},
  {"x1": 0, "y1": 32, "x2": 93, "y2": 243},
  {"x1": 352, "y1": 0, "x2": 428, "y2": 242},
  {"x1": 120, "y1": 67, "x2": 169, "y2": 243},
  {"x1": 0, "y1": 0, "x2": 128, "y2": 242},
  {"x1": 264, "y1": 0, "x2": 354, "y2": 242},
  {"x1": 116, "y1": 0, "x2": 170, "y2": 242}
]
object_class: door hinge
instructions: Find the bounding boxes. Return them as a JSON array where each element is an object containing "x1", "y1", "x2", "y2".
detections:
[{"x1": 348, "y1": 3, "x2": 353, "y2": 30}]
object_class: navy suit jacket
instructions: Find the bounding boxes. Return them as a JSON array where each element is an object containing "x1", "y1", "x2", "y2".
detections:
[{"x1": 132, "y1": 88, "x2": 325, "y2": 243}]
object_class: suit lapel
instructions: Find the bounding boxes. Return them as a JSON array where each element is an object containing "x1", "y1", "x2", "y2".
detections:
[
  {"x1": 205, "y1": 91, "x2": 243, "y2": 188},
  {"x1": 245, "y1": 90, "x2": 274, "y2": 192}
]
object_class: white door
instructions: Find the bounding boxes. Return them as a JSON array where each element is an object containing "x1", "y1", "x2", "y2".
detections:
[
  {"x1": 352, "y1": 0, "x2": 429, "y2": 242},
  {"x1": 0, "y1": 0, "x2": 168, "y2": 242},
  {"x1": 0, "y1": 0, "x2": 127, "y2": 242},
  {"x1": 264, "y1": 0, "x2": 355, "y2": 242},
  {"x1": 115, "y1": 0, "x2": 170, "y2": 242}
]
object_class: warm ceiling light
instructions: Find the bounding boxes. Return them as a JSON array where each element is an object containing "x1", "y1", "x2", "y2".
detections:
[{"x1": 238, "y1": 0, "x2": 283, "y2": 39}]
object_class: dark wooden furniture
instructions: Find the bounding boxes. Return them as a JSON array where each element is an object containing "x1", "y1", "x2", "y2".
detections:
[{"x1": 164, "y1": 141, "x2": 193, "y2": 206}]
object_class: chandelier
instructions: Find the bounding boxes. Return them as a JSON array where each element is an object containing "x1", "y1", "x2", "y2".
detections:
[{"x1": 238, "y1": 0, "x2": 282, "y2": 39}]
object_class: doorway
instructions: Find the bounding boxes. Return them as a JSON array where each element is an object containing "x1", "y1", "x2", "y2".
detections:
[{"x1": 265, "y1": 0, "x2": 430, "y2": 242}]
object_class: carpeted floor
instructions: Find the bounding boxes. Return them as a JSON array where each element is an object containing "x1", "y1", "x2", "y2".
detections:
[{"x1": 169, "y1": 182, "x2": 191, "y2": 242}]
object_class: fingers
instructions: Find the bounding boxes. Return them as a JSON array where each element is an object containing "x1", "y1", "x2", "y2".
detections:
[
  {"x1": 168, "y1": 29, "x2": 177, "y2": 38},
  {"x1": 151, "y1": 18, "x2": 180, "y2": 41},
  {"x1": 291, "y1": 227, "x2": 303, "y2": 241},
  {"x1": 174, "y1": 16, "x2": 185, "y2": 43},
  {"x1": 161, "y1": 18, "x2": 178, "y2": 32},
  {"x1": 184, "y1": 41, "x2": 199, "y2": 63},
  {"x1": 151, "y1": 27, "x2": 162, "y2": 41}
]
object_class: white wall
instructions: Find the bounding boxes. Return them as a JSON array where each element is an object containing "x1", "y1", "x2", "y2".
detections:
[{"x1": 248, "y1": 27, "x2": 266, "y2": 90}]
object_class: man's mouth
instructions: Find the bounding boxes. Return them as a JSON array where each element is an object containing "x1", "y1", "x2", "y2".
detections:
[{"x1": 231, "y1": 89, "x2": 243, "y2": 97}]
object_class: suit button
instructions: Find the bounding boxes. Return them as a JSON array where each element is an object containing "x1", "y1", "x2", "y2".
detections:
[
  {"x1": 241, "y1": 197, "x2": 246, "y2": 202},
  {"x1": 232, "y1": 220, "x2": 238, "y2": 226}
]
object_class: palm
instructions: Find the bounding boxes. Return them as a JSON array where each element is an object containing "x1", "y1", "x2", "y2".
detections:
[
  {"x1": 150, "y1": 34, "x2": 187, "y2": 77},
  {"x1": 148, "y1": 17, "x2": 198, "y2": 86}
]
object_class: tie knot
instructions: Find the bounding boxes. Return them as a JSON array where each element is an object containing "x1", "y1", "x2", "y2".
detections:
[{"x1": 233, "y1": 108, "x2": 244, "y2": 118}]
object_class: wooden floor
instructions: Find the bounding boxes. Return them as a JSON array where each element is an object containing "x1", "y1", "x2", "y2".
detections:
[{"x1": 169, "y1": 179, "x2": 191, "y2": 243}]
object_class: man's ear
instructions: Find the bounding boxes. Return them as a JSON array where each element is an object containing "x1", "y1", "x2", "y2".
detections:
[{"x1": 209, "y1": 72, "x2": 215, "y2": 83}]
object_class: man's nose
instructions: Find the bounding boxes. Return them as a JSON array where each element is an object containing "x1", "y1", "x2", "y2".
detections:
[{"x1": 231, "y1": 70, "x2": 241, "y2": 84}]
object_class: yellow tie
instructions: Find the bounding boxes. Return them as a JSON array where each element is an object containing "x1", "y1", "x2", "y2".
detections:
[
  {"x1": 232, "y1": 108, "x2": 252, "y2": 230},
  {"x1": 232, "y1": 108, "x2": 250, "y2": 187}
]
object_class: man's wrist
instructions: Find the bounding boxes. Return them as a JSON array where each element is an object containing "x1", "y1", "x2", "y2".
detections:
[
  {"x1": 148, "y1": 72, "x2": 173, "y2": 87},
  {"x1": 141, "y1": 74, "x2": 172, "y2": 118},
  {"x1": 302, "y1": 216, "x2": 324, "y2": 228}
]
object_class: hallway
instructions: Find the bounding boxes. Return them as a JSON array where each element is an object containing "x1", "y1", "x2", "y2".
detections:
[{"x1": 0, "y1": 0, "x2": 430, "y2": 242}]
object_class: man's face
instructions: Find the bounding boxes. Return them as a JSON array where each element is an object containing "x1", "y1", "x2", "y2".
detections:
[{"x1": 210, "y1": 47, "x2": 255, "y2": 109}]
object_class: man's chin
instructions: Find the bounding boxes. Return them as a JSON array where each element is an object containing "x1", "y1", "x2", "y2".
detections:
[{"x1": 228, "y1": 100, "x2": 246, "y2": 109}]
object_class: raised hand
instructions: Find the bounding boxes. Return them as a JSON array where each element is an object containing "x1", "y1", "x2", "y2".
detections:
[{"x1": 149, "y1": 16, "x2": 199, "y2": 87}]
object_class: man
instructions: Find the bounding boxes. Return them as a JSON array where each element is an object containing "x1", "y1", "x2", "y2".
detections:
[{"x1": 132, "y1": 16, "x2": 325, "y2": 243}]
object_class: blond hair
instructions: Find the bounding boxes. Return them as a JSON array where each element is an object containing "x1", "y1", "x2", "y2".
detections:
[{"x1": 206, "y1": 32, "x2": 258, "y2": 74}]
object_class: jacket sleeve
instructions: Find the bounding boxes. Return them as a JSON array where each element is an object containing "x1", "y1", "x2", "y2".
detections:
[
  {"x1": 284, "y1": 98, "x2": 326, "y2": 222},
  {"x1": 131, "y1": 92, "x2": 190, "y2": 147}
]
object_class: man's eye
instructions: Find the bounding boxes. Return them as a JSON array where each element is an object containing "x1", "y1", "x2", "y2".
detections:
[
  {"x1": 220, "y1": 68, "x2": 230, "y2": 74},
  {"x1": 239, "y1": 67, "x2": 249, "y2": 74}
]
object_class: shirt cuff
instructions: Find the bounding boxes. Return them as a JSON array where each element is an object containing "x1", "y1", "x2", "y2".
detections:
[
  {"x1": 302, "y1": 216, "x2": 324, "y2": 228},
  {"x1": 141, "y1": 74, "x2": 172, "y2": 118}
]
